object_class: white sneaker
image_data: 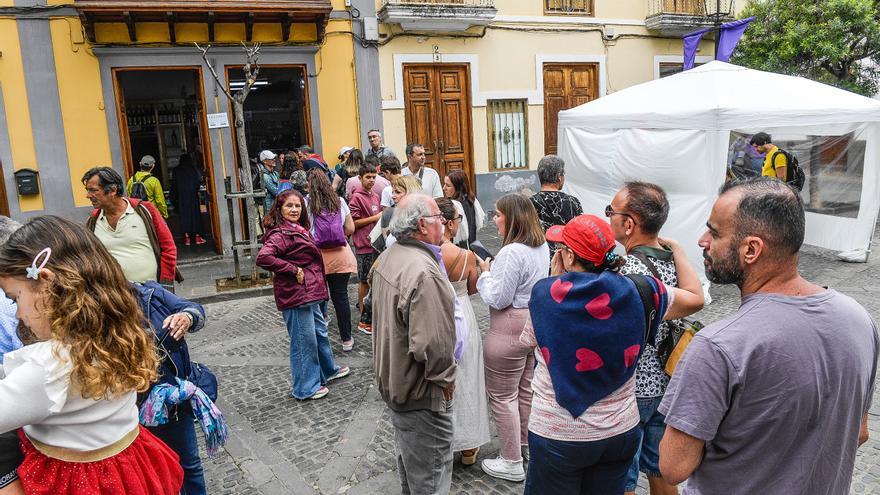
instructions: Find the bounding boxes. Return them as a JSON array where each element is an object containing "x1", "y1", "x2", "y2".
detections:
[{"x1": 481, "y1": 456, "x2": 525, "y2": 482}]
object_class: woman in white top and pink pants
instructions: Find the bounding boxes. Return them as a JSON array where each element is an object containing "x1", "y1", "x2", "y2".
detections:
[{"x1": 477, "y1": 194, "x2": 549, "y2": 482}]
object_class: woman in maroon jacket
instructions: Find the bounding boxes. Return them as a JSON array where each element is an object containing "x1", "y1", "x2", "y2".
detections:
[{"x1": 256, "y1": 189, "x2": 351, "y2": 400}]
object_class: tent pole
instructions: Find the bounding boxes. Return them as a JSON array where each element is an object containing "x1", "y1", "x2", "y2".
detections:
[{"x1": 866, "y1": 214, "x2": 878, "y2": 262}]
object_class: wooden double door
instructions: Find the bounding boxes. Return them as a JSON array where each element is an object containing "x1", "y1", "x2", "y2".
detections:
[
  {"x1": 543, "y1": 63, "x2": 599, "y2": 155},
  {"x1": 403, "y1": 64, "x2": 474, "y2": 183}
]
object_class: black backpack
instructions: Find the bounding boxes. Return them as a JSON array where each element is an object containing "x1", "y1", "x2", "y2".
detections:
[
  {"x1": 130, "y1": 173, "x2": 151, "y2": 200},
  {"x1": 772, "y1": 149, "x2": 805, "y2": 191}
]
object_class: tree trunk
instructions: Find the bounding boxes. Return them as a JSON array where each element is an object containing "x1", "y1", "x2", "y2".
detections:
[{"x1": 232, "y1": 99, "x2": 261, "y2": 280}]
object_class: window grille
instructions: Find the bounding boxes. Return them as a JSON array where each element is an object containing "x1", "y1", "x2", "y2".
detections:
[
  {"x1": 545, "y1": 0, "x2": 592, "y2": 15},
  {"x1": 487, "y1": 99, "x2": 528, "y2": 170}
]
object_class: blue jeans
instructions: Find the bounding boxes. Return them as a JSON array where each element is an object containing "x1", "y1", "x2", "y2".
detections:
[
  {"x1": 148, "y1": 411, "x2": 206, "y2": 495},
  {"x1": 283, "y1": 302, "x2": 340, "y2": 399},
  {"x1": 624, "y1": 396, "x2": 667, "y2": 491},
  {"x1": 525, "y1": 428, "x2": 640, "y2": 495}
]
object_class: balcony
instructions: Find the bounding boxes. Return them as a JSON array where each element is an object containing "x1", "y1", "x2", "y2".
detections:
[
  {"x1": 378, "y1": 0, "x2": 497, "y2": 33},
  {"x1": 75, "y1": 0, "x2": 332, "y2": 43},
  {"x1": 645, "y1": 0, "x2": 733, "y2": 37}
]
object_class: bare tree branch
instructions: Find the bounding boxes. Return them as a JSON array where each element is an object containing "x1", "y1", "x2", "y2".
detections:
[{"x1": 194, "y1": 42, "x2": 235, "y2": 101}]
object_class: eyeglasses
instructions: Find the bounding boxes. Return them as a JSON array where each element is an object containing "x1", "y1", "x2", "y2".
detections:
[
  {"x1": 421, "y1": 213, "x2": 447, "y2": 224},
  {"x1": 605, "y1": 204, "x2": 635, "y2": 223}
]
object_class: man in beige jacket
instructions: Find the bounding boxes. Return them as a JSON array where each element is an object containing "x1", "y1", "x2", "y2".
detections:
[{"x1": 372, "y1": 193, "x2": 457, "y2": 495}]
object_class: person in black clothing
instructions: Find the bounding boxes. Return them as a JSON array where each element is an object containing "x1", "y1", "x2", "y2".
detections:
[
  {"x1": 171, "y1": 154, "x2": 206, "y2": 246},
  {"x1": 529, "y1": 155, "x2": 583, "y2": 258},
  {"x1": 442, "y1": 169, "x2": 492, "y2": 260}
]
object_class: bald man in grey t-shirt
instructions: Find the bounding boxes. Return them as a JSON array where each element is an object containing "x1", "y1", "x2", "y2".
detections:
[
  {"x1": 660, "y1": 291, "x2": 878, "y2": 494},
  {"x1": 658, "y1": 178, "x2": 879, "y2": 494}
]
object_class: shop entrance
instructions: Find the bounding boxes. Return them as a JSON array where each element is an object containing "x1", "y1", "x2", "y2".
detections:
[{"x1": 112, "y1": 67, "x2": 221, "y2": 260}]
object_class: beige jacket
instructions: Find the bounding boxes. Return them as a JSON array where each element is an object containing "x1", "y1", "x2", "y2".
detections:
[{"x1": 372, "y1": 238, "x2": 457, "y2": 412}]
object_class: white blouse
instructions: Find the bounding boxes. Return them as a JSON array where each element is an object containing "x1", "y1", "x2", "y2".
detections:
[
  {"x1": 0, "y1": 341, "x2": 138, "y2": 450},
  {"x1": 477, "y1": 242, "x2": 550, "y2": 310}
]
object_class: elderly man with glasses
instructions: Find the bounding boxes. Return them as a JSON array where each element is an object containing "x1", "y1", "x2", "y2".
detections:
[{"x1": 371, "y1": 193, "x2": 458, "y2": 495}]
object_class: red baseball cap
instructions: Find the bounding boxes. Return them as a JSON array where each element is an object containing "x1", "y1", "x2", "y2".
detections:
[{"x1": 545, "y1": 214, "x2": 616, "y2": 265}]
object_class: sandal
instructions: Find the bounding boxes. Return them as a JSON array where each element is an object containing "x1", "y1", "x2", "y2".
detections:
[{"x1": 461, "y1": 447, "x2": 480, "y2": 465}]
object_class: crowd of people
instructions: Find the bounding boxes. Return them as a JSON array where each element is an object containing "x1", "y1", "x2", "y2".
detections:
[{"x1": 0, "y1": 128, "x2": 875, "y2": 495}]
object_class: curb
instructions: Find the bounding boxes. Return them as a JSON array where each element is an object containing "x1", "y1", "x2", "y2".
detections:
[{"x1": 191, "y1": 286, "x2": 275, "y2": 305}]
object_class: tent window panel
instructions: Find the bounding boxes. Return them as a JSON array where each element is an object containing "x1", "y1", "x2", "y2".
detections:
[
  {"x1": 726, "y1": 130, "x2": 867, "y2": 218},
  {"x1": 487, "y1": 99, "x2": 528, "y2": 171}
]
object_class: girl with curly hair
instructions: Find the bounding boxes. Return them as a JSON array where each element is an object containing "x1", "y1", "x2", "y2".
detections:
[
  {"x1": 0, "y1": 216, "x2": 182, "y2": 494},
  {"x1": 257, "y1": 189, "x2": 350, "y2": 400}
]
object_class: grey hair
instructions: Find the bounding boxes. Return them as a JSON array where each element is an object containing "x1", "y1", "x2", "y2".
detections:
[
  {"x1": 537, "y1": 155, "x2": 565, "y2": 185},
  {"x1": 0, "y1": 216, "x2": 21, "y2": 245},
  {"x1": 389, "y1": 193, "x2": 433, "y2": 240}
]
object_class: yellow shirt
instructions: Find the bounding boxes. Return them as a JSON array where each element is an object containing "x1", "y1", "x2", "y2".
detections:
[
  {"x1": 92, "y1": 199, "x2": 158, "y2": 283},
  {"x1": 761, "y1": 145, "x2": 787, "y2": 179}
]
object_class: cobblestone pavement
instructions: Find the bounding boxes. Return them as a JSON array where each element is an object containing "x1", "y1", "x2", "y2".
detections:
[{"x1": 188, "y1": 224, "x2": 880, "y2": 495}]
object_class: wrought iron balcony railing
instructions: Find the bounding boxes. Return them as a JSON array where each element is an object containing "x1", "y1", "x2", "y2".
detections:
[
  {"x1": 545, "y1": 0, "x2": 592, "y2": 15},
  {"x1": 382, "y1": 0, "x2": 494, "y2": 6},
  {"x1": 379, "y1": 0, "x2": 497, "y2": 32}
]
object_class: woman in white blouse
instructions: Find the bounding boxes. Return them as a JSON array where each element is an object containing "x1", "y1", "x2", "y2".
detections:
[{"x1": 476, "y1": 193, "x2": 550, "y2": 482}]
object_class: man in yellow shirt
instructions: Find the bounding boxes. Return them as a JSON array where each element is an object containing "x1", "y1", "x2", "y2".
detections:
[
  {"x1": 749, "y1": 132, "x2": 787, "y2": 181},
  {"x1": 127, "y1": 155, "x2": 169, "y2": 218}
]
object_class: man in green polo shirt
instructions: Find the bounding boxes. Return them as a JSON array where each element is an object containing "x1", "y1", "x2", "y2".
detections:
[{"x1": 127, "y1": 155, "x2": 168, "y2": 218}]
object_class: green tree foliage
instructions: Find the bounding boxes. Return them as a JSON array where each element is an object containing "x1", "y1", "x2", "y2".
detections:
[{"x1": 731, "y1": 0, "x2": 880, "y2": 95}]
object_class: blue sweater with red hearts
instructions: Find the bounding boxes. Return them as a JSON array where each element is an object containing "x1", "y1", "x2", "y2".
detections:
[{"x1": 528, "y1": 270, "x2": 667, "y2": 418}]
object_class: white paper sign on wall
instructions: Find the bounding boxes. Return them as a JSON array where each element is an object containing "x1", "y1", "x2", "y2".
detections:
[{"x1": 207, "y1": 112, "x2": 230, "y2": 129}]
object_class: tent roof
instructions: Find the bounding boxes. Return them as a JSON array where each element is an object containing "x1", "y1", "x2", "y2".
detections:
[{"x1": 558, "y1": 61, "x2": 880, "y2": 130}]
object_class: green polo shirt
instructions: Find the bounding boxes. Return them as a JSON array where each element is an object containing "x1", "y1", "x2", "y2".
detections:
[{"x1": 93, "y1": 199, "x2": 158, "y2": 283}]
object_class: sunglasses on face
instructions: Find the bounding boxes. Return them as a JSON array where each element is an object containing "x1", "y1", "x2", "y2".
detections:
[{"x1": 605, "y1": 204, "x2": 635, "y2": 223}]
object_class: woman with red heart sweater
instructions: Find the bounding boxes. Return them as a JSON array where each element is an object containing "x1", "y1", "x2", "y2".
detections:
[{"x1": 522, "y1": 214, "x2": 703, "y2": 494}]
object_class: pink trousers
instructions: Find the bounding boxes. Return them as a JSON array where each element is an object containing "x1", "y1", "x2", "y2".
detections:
[{"x1": 483, "y1": 307, "x2": 535, "y2": 462}]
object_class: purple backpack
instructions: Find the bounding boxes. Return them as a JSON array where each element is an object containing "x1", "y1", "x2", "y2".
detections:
[{"x1": 312, "y1": 209, "x2": 347, "y2": 248}]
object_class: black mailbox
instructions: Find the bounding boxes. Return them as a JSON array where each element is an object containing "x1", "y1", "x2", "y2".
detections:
[{"x1": 14, "y1": 168, "x2": 39, "y2": 196}]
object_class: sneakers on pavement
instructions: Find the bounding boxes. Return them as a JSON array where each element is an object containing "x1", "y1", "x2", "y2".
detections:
[
  {"x1": 342, "y1": 339, "x2": 354, "y2": 352},
  {"x1": 194, "y1": 235, "x2": 207, "y2": 245},
  {"x1": 307, "y1": 386, "x2": 329, "y2": 400},
  {"x1": 481, "y1": 456, "x2": 525, "y2": 482},
  {"x1": 358, "y1": 322, "x2": 372, "y2": 335},
  {"x1": 328, "y1": 366, "x2": 351, "y2": 382}
]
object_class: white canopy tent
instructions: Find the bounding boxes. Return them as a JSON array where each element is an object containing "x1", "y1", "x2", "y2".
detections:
[{"x1": 557, "y1": 61, "x2": 880, "y2": 276}]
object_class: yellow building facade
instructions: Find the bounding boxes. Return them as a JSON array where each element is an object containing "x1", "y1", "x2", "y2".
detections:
[
  {"x1": 0, "y1": 0, "x2": 366, "y2": 258},
  {"x1": 375, "y1": 0, "x2": 723, "y2": 203}
]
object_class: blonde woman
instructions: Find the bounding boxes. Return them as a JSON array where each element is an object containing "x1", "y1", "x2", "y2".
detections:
[
  {"x1": 0, "y1": 216, "x2": 182, "y2": 494},
  {"x1": 436, "y1": 198, "x2": 490, "y2": 465}
]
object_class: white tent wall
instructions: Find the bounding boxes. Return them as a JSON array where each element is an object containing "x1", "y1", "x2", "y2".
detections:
[
  {"x1": 558, "y1": 127, "x2": 728, "y2": 278},
  {"x1": 556, "y1": 62, "x2": 880, "y2": 278}
]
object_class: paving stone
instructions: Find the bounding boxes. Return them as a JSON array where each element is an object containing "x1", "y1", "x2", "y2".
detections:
[{"x1": 194, "y1": 223, "x2": 880, "y2": 494}]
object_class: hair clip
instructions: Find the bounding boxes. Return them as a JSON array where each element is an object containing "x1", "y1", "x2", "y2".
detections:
[
  {"x1": 603, "y1": 251, "x2": 619, "y2": 265},
  {"x1": 26, "y1": 248, "x2": 51, "y2": 280}
]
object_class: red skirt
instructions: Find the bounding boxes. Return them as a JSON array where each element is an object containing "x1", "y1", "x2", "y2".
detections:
[{"x1": 17, "y1": 426, "x2": 183, "y2": 495}]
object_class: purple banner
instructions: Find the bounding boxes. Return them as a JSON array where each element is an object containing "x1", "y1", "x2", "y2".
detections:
[
  {"x1": 716, "y1": 17, "x2": 755, "y2": 62},
  {"x1": 683, "y1": 27, "x2": 711, "y2": 70}
]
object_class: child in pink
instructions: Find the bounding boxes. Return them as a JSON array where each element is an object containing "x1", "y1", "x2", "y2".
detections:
[{"x1": 348, "y1": 163, "x2": 382, "y2": 335}]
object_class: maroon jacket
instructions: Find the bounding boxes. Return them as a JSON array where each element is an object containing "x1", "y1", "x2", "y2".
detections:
[{"x1": 256, "y1": 221, "x2": 328, "y2": 311}]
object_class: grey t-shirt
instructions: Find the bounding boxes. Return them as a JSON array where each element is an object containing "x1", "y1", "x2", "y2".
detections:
[{"x1": 659, "y1": 290, "x2": 879, "y2": 495}]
